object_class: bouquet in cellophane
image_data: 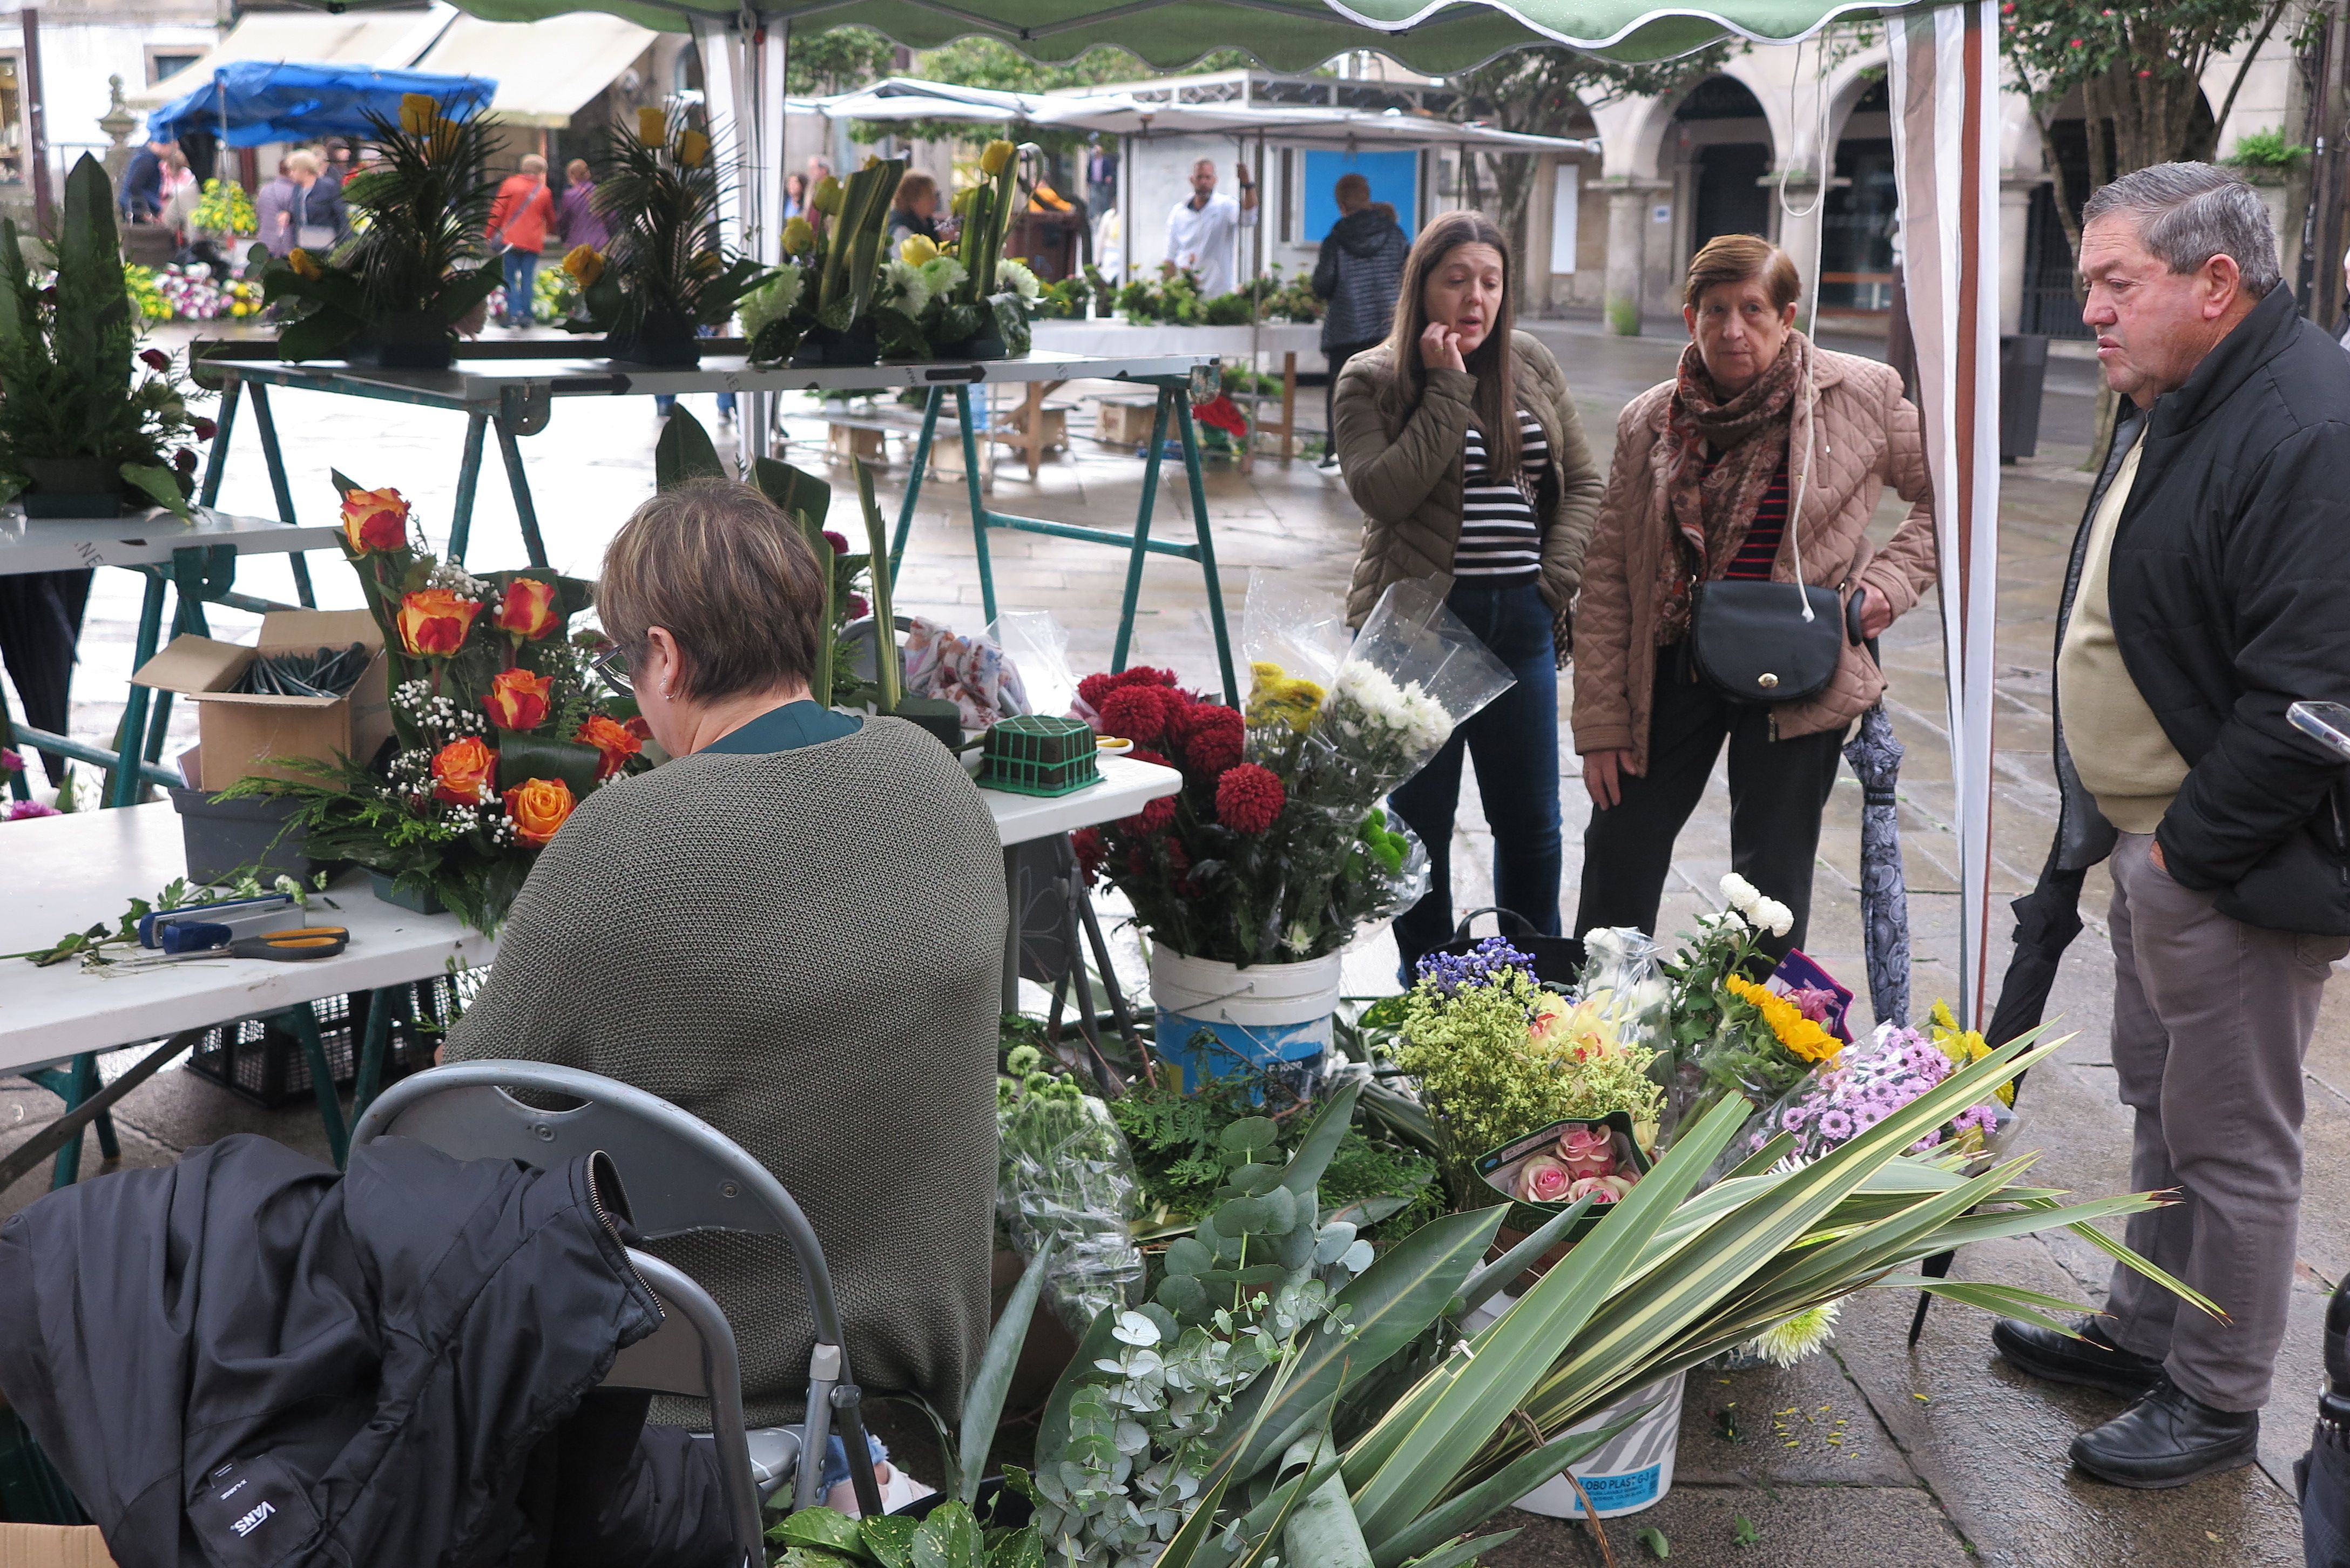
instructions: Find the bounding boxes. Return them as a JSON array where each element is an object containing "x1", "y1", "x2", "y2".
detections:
[{"x1": 225, "y1": 476, "x2": 648, "y2": 929}]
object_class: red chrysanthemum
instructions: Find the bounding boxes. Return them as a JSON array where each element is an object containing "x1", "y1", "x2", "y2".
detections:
[
  {"x1": 1112, "y1": 665, "x2": 1179, "y2": 690},
  {"x1": 1119, "y1": 796, "x2": 1177, "y2": 834},
  {"x1": 1127, "y1": 747, "x2": 1172, "y2": 771},
  {"x1": 1071, "y1": 827, "x2": 1105, "y2": 881},
  {"x1": 1215, "y1": 763, "x2": 1286, "y2": 835},
  {"x1": 1098, "y1": 683, "x2": 1174, "y2": 744},
  {"x1": 1076, "y1": 671, "x2": 1120, "y2": 711},
  {"x1": 1173, "y1": 704, "x2": 1245, "y2": 775}
]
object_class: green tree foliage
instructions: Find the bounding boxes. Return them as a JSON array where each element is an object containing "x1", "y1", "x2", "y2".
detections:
[
  {"x1": 783, "y1": 25, "x2": 897, "y2": 95},
  {"x1": 2000, "y1": 0, "x2": 2292, "y2": 253}
]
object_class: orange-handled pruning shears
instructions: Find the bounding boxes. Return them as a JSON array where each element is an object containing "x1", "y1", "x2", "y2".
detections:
[{"x1": 228, "y1": 927, "x2": 350, "y2": 961}]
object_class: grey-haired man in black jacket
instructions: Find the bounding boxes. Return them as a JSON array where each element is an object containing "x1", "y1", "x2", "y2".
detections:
[{"x1": 1991, "y1": 161, "x2": 2350, "y2": 1489}]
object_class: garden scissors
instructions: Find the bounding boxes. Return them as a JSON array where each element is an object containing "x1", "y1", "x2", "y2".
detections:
[{"x1": 228, "y1": 927, "x2": 349, "y2": 961}]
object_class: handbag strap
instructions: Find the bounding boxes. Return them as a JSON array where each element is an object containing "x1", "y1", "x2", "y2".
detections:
[
  {"x1": 1787, "y1": 372, "x2": 1819, "y2": 622},
  {"x1": 1449, "y1": 906, "x2": 1541, "y2": 944}
]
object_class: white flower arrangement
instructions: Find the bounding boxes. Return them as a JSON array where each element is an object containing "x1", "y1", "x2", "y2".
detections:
[
  {"x1": 997, "y1": 258, "x2": 1042, "y2": 301},
  {"x1": 1326, "y1": 662, "x2": 1452, "y2": 763},
  {"x1": 1719, "y1": 871, "x2": 1793, "y2": 938},
  {"x1": 916, "y1": 254, "x2": 968, "y2": 301},
  {"x1": 876, "y1": 258, "x2": 933, "y2": 317}
]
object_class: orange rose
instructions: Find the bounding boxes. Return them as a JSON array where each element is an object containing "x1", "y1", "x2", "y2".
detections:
[
  {"x1": 573, "y1": 713, "x2": 643, "y2": 779},
  {"x1": 341, "y1": 486, "x2": 408, "y2": 554},
  {"x1": 482, "y1": 667, "x2": 552, "y2": 732},
  {"x1": 397, "y1": 588, "x2": 479, "y2": 657},
  {"x1": 429, "y1": 735, "x2": 496, "y2": 805},
  {"x1": 495, "y1": 577, "x2": 561, "y2": 640},
  {"x1": 502, "y1": 776, "x2": 576, "y2": 847},
  {"x1": 623, "y1": 715, "x2": 653, "y2": 744}
]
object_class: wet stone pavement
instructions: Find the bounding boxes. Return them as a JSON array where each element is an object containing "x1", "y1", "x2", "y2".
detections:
[{"x1": 0, "y1": 317, "x2": 2325, "y2": 1565}]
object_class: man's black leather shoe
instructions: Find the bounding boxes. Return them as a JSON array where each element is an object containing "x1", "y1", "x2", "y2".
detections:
[
  {"x1": 2070, "y1": 1377, "x2": 2259, "y2": 1488},
  {"x1": 1990, "y1": 1315, "x2": 2164, "y2": 1399}
]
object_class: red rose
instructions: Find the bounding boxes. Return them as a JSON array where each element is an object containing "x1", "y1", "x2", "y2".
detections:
[
  {"x1": 344, "y1": 487, "x2": 411, "y2": 555},
  {"x1": 192, "y1": 417, "x2": 218, "y2": 441},
  {"x1": 573, "y1": 713, "x2": 643, "y2": 779},
  {"x1": 847, "y1": 593, "x2": 870, "y2": 619},
  {"x1": 1214, "y1": 763, "x2": 1285, "y2": 835},
  {"x1": 483, "y1": 667, "x2": 552, "y2": 731},
  {"x1": 1098, "y1": 684, "x2": 1173, "y2": 744},
  {"x1": 494, "y1": 577, "x2": 561, "y2": 640},
  {"x1": 1173, "y1": 704, "x2": 1244, "y2": 775},
  {"x1": 173, "y1": 449, "x2": 197, "y2": 474},
  {"x1": 1071, "y1": 827, "x2": 1105, "y2": 880},
  {"x1": 623, "y1": 715, "x2": 653, "y2": 743},
  {"x1": 821, "y1": 530, "x2": 849, "y2": 557},
  {"x1": 140, "y1": 348, "x2": 170, "y2": 372}
]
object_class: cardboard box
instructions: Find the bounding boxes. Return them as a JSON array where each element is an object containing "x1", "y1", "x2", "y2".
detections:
[
  {"x1": 826, "y1": 423, "x2": 887, "y2": 463},
  {"x1": 132, "y1": 609, "x2": 391, "y2": 789},
  {"x1": 1093, "y1": 395, "x2": 1160, "y2": 447},
  {"x1": 0, "y1": 1525, "x2": 117, "y2": 1568}
]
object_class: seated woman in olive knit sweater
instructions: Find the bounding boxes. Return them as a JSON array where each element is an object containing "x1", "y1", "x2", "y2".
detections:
[{"x1": 442, "y1": 478, "x2": 1008, "y2": 1437}]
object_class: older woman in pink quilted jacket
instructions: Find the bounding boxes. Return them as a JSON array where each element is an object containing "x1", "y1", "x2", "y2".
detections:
[{"x1": 1570, "y1": 234, "x2": 1937, "y2": 959}]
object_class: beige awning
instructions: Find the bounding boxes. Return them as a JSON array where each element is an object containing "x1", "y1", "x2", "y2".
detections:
[
  {"x1": 411, "y1": 15, "x2": 657, "y2": 129},
  {"x1": 129, "y1": 11, "x2": 460, "y2": 111}
]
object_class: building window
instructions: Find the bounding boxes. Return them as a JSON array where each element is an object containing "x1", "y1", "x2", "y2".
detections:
[
  {"x1": 147, "y1": 49, "x2": 201, "y2": 87},
  {"x1": 0, "y1": 55, "x2": 22, "y2": 186}
]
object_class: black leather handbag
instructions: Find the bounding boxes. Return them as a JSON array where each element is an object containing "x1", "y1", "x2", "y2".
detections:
[{"x1": 1687, "y1": 579, "x2": 1847, "y2": 704}]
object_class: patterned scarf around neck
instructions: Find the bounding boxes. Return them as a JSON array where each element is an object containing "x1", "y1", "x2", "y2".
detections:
[{"x1": 1655, "y1": 328, "x2": 1811, "y2": 644}]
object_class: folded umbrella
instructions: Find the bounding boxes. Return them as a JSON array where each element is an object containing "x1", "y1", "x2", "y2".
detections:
[{"x1": 1841, "y1": 704, "x2": 1911, "y2": 1029}]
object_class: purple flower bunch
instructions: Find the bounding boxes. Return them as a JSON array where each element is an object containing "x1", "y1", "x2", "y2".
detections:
[
  {"x1": 1745, "y1": 1023, "x2": 2007, "y2": 1160},
  {"x1": 1414, "y1": 935, "x2": 1537, "y2": 997}
]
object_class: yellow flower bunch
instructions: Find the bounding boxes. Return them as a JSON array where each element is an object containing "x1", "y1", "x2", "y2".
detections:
[
  {"x1": 637, "y1": 105, "x2": 668, "y2": 145},
  {"x1": 1929, "y1": 998, "x2": 2015, "y2": 1106},
  {"x1": 781, "y1": 216, "x2": 815, "y2": 256},
  {"x1": 1246, "y1": 661, "x2": 1325, "y2": 733},
  {"x1": 398, "y1": 93, "x2": 439, "y2": 136},
  {"x1": 561, "y1": 244, "x2": 603, "y2": 286},
  {"x1": 287, "y1": 248, "x2": 322, "y2": 280},
  {"x1": 677, "y1": 129, "x2": 710, "y2": 168},
  {"x1": 1725, "y1": 974, "x2": 1843, "y2": 1064},
  {"x1": 811, "y1": 175, "x2": 843, "y2": 216},
  {"x1": 900, "y1": 233, "x2": 940, "y2": 266},
  {"x1": 979, "y1": 139, "x2": 1017, "y2": 177}
]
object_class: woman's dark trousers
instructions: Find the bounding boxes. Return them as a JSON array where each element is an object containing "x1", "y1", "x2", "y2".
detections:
[
  {"x1": 1390, "y1": 582, "x2": 1562, "y2": 975},
  {"x1": 1573, "y1": 655, "x2": 1846, "y2": 961}
]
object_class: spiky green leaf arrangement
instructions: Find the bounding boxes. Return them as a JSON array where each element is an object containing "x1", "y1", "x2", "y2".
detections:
[
  {"x1": 0, "y1": 154, "x2": 211, "y2": 515},
  {"x1": 254, "y1": 92, "x2": 502, "y2": 361},
  {"x1": 566, "y1": 106, "x2": 768, "y2": 347}
]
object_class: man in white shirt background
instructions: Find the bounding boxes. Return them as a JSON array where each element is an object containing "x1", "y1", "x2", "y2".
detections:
[{"x1": 1165, "y1": 159, "x2": 1257, "y2": 298}]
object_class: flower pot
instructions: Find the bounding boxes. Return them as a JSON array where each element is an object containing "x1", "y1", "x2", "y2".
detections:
[
  {"x1": 1462, "y1": 1299, "x2": 1686, "y2": 1520},
  {"x1": 368, "y1": 869, "x2": 447, "y2": 915},
  {"x1": 607, "y1": 310, "x2": 702, "y2": 368},
  {"x1": 788, "y1": 316, "x2": 880, "y2": 368},
  {"x1": 1149, "y1": 947, "x2": 1341, "y2": 1094},
  {"x1": 938, "y1": 326, "x2": 1009, "y2": 361},
  {"x1": 19, "y1": 456, "x2": 123, "y2": 518},
  {"x1": 346, "y1": 312, "x2": 456, "y2": 370}
]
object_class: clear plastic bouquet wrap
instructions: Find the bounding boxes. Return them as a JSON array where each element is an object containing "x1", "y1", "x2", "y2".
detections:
[
  {"x1": 1737, "y1": 1017, "x2": 2015, "y2": 1166},
  {"x1": 1579, "y1": 925, "x2": 1672, "y2": 1057},
  {"x1": 996, "y1": 1054, "x2": 1145, "y2": 1334}
]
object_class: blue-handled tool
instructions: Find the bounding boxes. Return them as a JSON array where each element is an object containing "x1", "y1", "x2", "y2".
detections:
[{"x1": 139, "y1": 894, "x2": 296, "y2": 949}]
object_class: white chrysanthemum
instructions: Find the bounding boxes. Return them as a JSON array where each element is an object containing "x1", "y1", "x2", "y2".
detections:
[
  {"x1": 1754, "y1": 896, "x2": 1794, "y2": 937},
  {"x1": 738, "y1": 266, "x2": 803, "y2": 337},
  {"x1": 877, "y1": 258, "x2": 932, "y2": 316},
  {"x1": 1749, "y1": 1300, "x2": 1839, "y2": 1367},
  {"x1": 998, "y1": 258, "x2": 1042, "y2": 301},
  {"x1": 1720, "y1": 872, "x2": 1762, "y2": 915}
]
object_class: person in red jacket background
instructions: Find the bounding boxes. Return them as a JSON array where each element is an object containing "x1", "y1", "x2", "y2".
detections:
[{"x1": 488, "y1": 154, "x2": 557, "y2": 328}]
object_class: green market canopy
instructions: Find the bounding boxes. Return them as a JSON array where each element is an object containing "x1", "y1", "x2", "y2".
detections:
[{"x1": 365, "y1": 0, "x2": 2014, "y2": 1029}]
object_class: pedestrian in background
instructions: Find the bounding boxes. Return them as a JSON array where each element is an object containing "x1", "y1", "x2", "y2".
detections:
[
  {"x1": 255, "y1": 158, "x2": 298, "y2": 258},
  {"x1": 118, "y1": 137, "x2": 170, "y2": 222},
  {"x1": 1989, "y1": 161, "x2": 2350, "y2": 1490},
  {"x1": 286, "y1": 150, "x2": 346, "y2": 253},
  {"x1": 1332, "y1": 209, "x2": 1602, "y2": 975},
  {"x1": 1570, "y1": 234, "x2": 1935, "y2": 962},
  {"x1": 558, "y1": 158, "x2": 609, "y2": 251},
  {"x1": 488, "y1": 154, "x2": 557, "y2": 329},
  {"x1": 1311, "y1": 172, "x2": 1407, "y2": 471},
  {"x1": 1163, "y1": 158, "x2": 1254, "y2": 299},
  {"x1": 782, "y1": 171, "x2": 808, "y2": 222},
  {"x1": 887, "y1": 171, "x2": 949, "y2": 249}
]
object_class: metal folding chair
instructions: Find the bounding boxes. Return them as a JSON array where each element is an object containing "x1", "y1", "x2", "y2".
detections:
[{"x1": 349, "y1": 1059, "x2": 885, "y2": 1560}]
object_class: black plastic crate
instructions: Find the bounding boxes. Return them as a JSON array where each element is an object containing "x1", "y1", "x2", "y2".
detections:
[{"x1": 186, "y1": 977, "x2": 457, "y2": 1109}]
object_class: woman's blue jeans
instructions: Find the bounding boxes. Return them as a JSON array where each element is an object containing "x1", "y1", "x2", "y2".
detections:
[
  {"x1": 501, "y1": 248, "x2": 539, "y2": 325},
  {"x1": 1389, "y1": 580, "x2": 1563, "y2": 976}
]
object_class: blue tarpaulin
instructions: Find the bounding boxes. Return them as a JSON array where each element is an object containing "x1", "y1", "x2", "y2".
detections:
[{"x1": 146, "y1": 62, "x2": 495, "y2": 148}]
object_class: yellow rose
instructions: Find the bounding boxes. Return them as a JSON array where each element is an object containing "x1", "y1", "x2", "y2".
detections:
[
  {"x1": 637, "y1": 105, "x2": 668, "y2": 146},
  {"x1": 899, "y1": 234, "x2": 940, "y2": 267},
  {"x1": 287, "y1": 248, "x2": 321, "y2": 280},
  {"x1": 502, "y1": 776, "x2": 577, "y2": 848},
  {"x1": 781, "y1": 216, "x2": 815, "y2": 255},
  {"x1": 398, "y1": 93, "x2": 437, "y2": 135},
  {"x1": 811, "y1": 175, "x2": 842, "y2": 215},
  {"x1": 561, "y1": 244, "x2": 604, "y2": 286},
  {"x1": 678, "y1": 129, "x2": 710, "y2": 168},
  {"x1": 979, "y1": 139, "x2": 1016, "y2": 177}
]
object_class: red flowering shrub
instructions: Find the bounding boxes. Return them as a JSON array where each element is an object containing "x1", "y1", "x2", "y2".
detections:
[{"x1": 1214, "y1": 763, "x2": 1286, "y2": 835}]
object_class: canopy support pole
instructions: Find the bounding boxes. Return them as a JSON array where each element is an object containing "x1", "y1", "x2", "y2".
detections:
[{"x1": 1890, "y1": 0, "x2": 2002, "y2": 1028}]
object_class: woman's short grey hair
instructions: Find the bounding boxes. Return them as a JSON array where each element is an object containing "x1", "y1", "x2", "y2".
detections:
[{"x1": 2082, "y1": 161, "x2": 2282, "y2": 298}]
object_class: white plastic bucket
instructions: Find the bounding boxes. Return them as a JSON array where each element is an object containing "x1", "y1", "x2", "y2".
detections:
[
  {"x1": 1464, "y1": 1293, "x2": 1684, "y2": 1519},
  {"x1": 1149, "y1": 948, "x2": 1342, "y2": 1092}
]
